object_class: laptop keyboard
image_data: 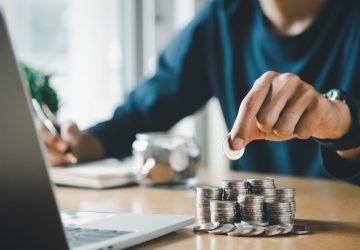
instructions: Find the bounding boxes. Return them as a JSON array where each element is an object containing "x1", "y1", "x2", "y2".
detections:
[{"x1": 65, "y1": 227, "x2": 131, "y2": 247}]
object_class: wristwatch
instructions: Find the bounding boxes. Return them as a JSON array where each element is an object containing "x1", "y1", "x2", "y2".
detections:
[
  {"x1": 315, "y1": 89, "x2": 360, "y2": 151},
  {"x1": 323, "y1": 89, "x2": 346, "y2": 103}
]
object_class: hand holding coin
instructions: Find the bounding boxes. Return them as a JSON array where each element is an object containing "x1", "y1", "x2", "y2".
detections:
[{"x1": 225, "y1": 71, "x2": 352, "y2": 159}]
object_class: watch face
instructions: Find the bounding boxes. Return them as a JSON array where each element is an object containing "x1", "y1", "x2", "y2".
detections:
[{"x1": 325, "y1": 89, "x2": 344, "y2": 102}]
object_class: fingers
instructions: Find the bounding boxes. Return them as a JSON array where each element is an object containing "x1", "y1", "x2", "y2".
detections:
[
  {"x1": 256, "y1": 73, "x2": 300, "y2": 133},
  {"x1": 61, "y1": 121, "x2": 81, "y2": 146},
  {"x1": 230, "y1": 71, "x2": 327, "y2": 148},
  {"x1": 294, "y1": 96, "x2": 324, "y2": 139},
  {"x1": 40, "y1": 125, "x2": 68, "y2": 152},
  {"x1": 230, "y1": 71, "x2": 278, "y2": 149},
  {"x1": 46, "y1": 146, "x2": 73, "y2": 166},
  {"x1": 272, "y1": 85, "x2": 314, "y2": 137},
  {"x1": 40, "y1": 121, "x2": 80, "y2": 166}
]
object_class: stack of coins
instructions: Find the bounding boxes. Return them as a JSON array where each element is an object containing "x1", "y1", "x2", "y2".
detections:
[
  {"x1": 265, "y1": 201, "x2": 295, "y2": 225},
  {"x1": 210, "y1": 200, "x2": 239, "y2": 224},
  {"x1": 239, "y1": 195, "x2": 267, "y2": 225},
  {"x1": 276, "y1": 187, "x2": 296, "y2": 214},
  {"x1": 247, "y1": 177, "x2": 276, "y2": 203},
  {"x1": 221, "y1": 180, "x2": 250, "y2": 200},
  {"x1": 194, "y1": 178, "x2": 306, "y2": 236},
  {"x1": 196, "y1": 186, "x2": 223, "y2": 224}
]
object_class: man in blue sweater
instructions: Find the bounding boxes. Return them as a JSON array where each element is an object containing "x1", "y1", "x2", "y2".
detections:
[{"x1": 42, "y1": 0, "x2": 360, "y2": 185}]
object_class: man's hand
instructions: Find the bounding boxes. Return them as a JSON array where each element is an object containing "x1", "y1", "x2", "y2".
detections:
[
  {"x1": 40, "y1": 121, "x2": 105, "y2": 166},
  {"x1": 229, "y1": 71, "x2": 352, "y2": 150},
  {"x1": 40, "y1": 122, "x2": 81, "y2": 166}
]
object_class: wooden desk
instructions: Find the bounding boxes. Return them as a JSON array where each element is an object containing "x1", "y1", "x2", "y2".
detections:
[{"x1": 54, "y1": 169, "x2": 360, "y2": 250}]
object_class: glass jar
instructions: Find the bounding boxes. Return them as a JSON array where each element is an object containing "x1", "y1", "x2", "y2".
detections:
[{"x1": 132, "y1": 133, "x2": 200, "y2": 187}]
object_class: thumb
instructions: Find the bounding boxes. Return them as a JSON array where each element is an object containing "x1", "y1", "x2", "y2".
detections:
[
  {"x1": 61, "y1": 121, "x2": 81, "y2": 146},
  {"x1": 230, "y1": 118, "x2": 262, "y2": 150}
]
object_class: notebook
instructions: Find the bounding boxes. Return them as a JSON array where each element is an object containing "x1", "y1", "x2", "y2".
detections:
[{"x1": 49, "y1": 158, "x2": 135, "y2": 189}]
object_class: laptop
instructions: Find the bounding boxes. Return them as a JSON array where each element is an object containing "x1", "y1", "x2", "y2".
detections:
[{"x1": 0, "y1": 11, "x2": 194, "y2": 250}]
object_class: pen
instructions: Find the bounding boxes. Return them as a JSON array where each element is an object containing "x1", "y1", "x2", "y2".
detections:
[{"x1": 32, "y1": 98, "x2": 78, "y2": 164}]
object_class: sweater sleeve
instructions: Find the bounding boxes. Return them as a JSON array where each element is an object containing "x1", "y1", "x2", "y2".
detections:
[
  {"x1": 319, "y1": 93, "x2": 360, "y2": 185},
  {"x1": 320, "y1": 146, "x2": 360, "y2": 185},
  {"x1": 87, "y1": 3, "x2": 215, "y2": 159}
]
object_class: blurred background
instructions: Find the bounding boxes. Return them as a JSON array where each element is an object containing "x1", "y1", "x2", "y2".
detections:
[{"x1": 0, "y1": 0, "x2": 229, "y2": 170}]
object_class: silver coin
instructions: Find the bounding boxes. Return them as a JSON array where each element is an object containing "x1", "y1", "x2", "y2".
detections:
[
  {"x1": 264, "y1": 225, "x2": 283, "y2": 236},
  {"x1": 208, "y1": 223, "x2": 235, "y2": 234},
  {"x1": 281, "y1": 224, "x2": 294, "y2": 234},
  {"x1": 251, "y1": 221, "x2": 269, "y2": 227},
  {"x1": 227, "y1": 224, "x2": 254, "y2": 236},
  {"x1": 199, "y1": 222, "x2": 221, "y2": 231},
  {"x1": 292, "y1": 224, "x2": 310, "y2": 235},
  {"x1": 193, "y1": 225, "x2": 208, "y2": 233},
  {"x1": 169, "y1": 150, "x2": 189, "y2": 172},
  {"x1": 222, "y1": 134, "x2": 245, "y2": 160},
  {"x1": 245, "y1": 226, "x2": 265, "y2": 236}
]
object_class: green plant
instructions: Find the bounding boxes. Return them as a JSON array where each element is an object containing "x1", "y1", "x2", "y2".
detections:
[{"x1": 20, "y1": 63, "x2": 59, "y2": 114}]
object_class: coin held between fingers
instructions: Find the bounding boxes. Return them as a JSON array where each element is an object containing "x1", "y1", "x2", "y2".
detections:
[{"x1": 222, "y1": 134, "x2": 245, "y2": 160}]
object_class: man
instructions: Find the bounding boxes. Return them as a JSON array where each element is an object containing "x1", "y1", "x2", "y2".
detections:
[{"x1": 42, "y1": 0, "x2": 360, "y2": 185}]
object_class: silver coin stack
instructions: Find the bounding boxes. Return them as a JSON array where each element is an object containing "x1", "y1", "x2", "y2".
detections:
[
  {"x1": 239, "y1": 195, "x2": 267, "y2": 225},
  {"x1": 265, "y1": 187, "x2": 296, "y2": 225},
  {"x1": 266, "y1": 201, "x2": 295, "y2": 225},
  {"x1": 196, "y1": 186, "x2": 223, "y2": 224},
  {"x1": 210, "y1": 200, "x2": 238, "y2": 224},
  {"x1": 194, "y1": 178, "x2": 306, "y2": 236},
  {"x1": 221, "y1": 180, "x2": 250, "y2": 200},
  {"x1": 247, "y1": 177, "x2": 277, "y2": 203},
  {"x1": 276, "y1": 187, "x2": 296, "y2": 214}
]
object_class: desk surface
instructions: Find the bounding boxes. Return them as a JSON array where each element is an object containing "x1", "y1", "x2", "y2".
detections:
[{"x1": 54, "y1": 168, "x2": 360, "y2": 250}]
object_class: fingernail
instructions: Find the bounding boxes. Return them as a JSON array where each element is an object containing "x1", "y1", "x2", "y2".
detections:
[
  {"x1": 232, "y1": 137, "x2": 244, "y2": 150},
  {"x1": 67, "y1": 133, "x2": 76, "y2": 140},
  {"x1": 56, "y1": 141, "x2": 68, "y2": 152}
]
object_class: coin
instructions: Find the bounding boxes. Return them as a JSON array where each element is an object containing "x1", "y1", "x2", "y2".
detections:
[
  {"x1": 222, "y1": 134, "x2": 245, "y2": 160},
  {"x1": 245, "y1": 226, "x2": 265, "y2": 236},
  {"x1": 200, "y1": 222, "x2": 221, "y2": 230},
  {"x1": 281, "y1": 224, "x2": 293, "y2": 234},
  {"x1": 208, "y1": 223, "x2": 235, "y2": 234},
  {"x1": 169, "y1": 150, "x2": 189, "y2": 172},
  {"x1": 227, "y1": 224, "x2": 254, "y2": 236},
  {"x1": 264, "y1": 225, "x2": 283, "y2": 236},
  {"x1": 292, "y1": 224, "x2": 310, "y2": 235},
  {"x1": 193, "y1": 222, "x2": 221, "y2": 233},
  {"x1": 193, "y1": 225, "x2": 207, "y2": 233}
]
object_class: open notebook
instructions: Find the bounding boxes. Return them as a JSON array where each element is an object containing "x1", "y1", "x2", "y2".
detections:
[{"x1": 48, "y1": 158, "x2": 135, "y2": 189}]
